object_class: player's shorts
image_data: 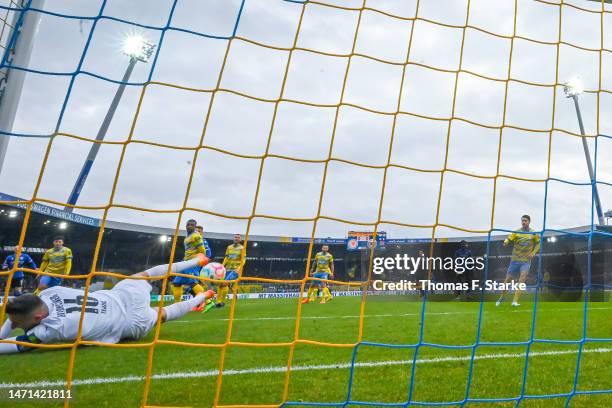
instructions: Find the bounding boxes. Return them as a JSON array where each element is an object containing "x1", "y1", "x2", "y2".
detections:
[
  {"x1": 225, "y1": 270, "x2": 238, "y2": 281},
  {"x1": 312, "y1": 272, "x2": 329, "y2": 286},
  {"x1": 506, "y1": 261, "x2": 531, "y2": 277},
  {"x1": 40, "y1": 275, "x2": 62, "y2": 287},
  {"x1": 172, "y1": 265, "x2": 200, "y2": 286},
  {"x1": 112, "y1": 279, "x2": 158, "y2": 341}
]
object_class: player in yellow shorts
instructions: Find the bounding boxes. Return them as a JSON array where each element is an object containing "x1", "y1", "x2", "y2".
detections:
[
  {"x1": 217, "y1": 234, "x2": 246, "y2": 308},
  {"x1": 302, "y1": 245, "x2": 334, "y2": 304},
  {"x1": 35, "y1": 237, "x2": 72, "y2": 295}
]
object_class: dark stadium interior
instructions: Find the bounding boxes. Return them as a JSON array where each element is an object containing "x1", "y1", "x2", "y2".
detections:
[{"x1": 0, "y1": 204, "x2": 609, "y2": 299}]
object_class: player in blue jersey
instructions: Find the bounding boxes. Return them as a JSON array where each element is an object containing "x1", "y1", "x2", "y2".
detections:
[
  {"x1": 2, "y1": 246, "x2": 37, "y2": 296},
  {"x1": 195, "y1": 225, "x2": 213, "y2": 260}
]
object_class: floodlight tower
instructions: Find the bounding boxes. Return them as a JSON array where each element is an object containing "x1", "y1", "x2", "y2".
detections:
[
  {"x1": 563, "y1": 77, "x2": 605, "y2": 226},
  {"x1": 64, "y1": 35, "x2": 155, "y2": 212}
]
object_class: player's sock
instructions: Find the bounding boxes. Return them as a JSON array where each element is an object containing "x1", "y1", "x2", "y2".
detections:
[
  {"x1": 189, "y1": 284, "x2": 206, "y2": 311},
  {"x1": 33, "y1": 288, "x2": 41, "y2": 296},
  {"x1": 172, "y1": 285, "x2": 183, "y2": 303},
  {"x1": 163, "y1": 292, "x2": 211, "y2": 321},
  {"x1": 203, "y1": 299, "x2": 216, "y2": 313},
  {"x1": 305, "y1": 286, "x2": 314, "y2": 300},
  {"x1": 217, "y1": 286, "x2": 229, "y2": 303},
  {"x1": 145, "y1": 257, "x2": 203, "y2": 278},
  {"x1": 323, "y1": 287, "x2": 332, "y2": 300},
  {"x1": 192, "y1": 284, "x2": 205, "y2": 296},
  {"x1": 309, "y1": 287, "x2": 317, "y2": 302}
]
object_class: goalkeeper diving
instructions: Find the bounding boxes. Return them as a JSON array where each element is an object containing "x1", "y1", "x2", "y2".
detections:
[{"x1": 0, "y1": 254, "x2": 213, "y2": 354}]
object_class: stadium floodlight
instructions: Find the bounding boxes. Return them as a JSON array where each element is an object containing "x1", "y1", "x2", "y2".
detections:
[
  {"x1": 563, "y1": 77, "x2": 584, "y2": 98},
  {"x1": 548, "y1": 236, "x2": 557, "y2": 243},
  {"x1": 8, "y1": 210, "x2": 17, "y2": 218},
  {"x1": 563, "y1": 77, "x2": 605, "y2": 225},
  {"x1": 252, "y1": 242, "x2": 258, "y2": 247},
  {"x1": 64, "y1": 35, "x2": 157, "y2": 212},
  {"x1": 122, "y1": 35, "x2": 155, "y2": 62},
  {"x1": 59, "y1": 222, "x2": 67, "y2": 230},
  {"x1": 159, "y1": 235, "x2": 168, "y2": 243}
]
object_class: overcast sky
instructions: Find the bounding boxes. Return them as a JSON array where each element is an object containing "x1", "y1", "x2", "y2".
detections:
[{"x1": 1, "y1": 0, "x2": 612, "y2": 239}]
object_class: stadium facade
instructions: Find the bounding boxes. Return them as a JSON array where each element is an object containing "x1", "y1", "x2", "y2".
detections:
[{"x1": 0, "y1": 194, "x2": 609, "y2": 299}]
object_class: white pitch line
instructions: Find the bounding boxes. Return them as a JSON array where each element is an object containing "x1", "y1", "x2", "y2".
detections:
[
  {"x1": 0, "y1": 347, "x2": 610, "y2": 389},
  {"x1": 170, "y1": 306, "x2": 611, "y2": 323}
]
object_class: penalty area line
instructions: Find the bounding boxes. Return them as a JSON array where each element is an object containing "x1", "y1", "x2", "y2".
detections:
[{"x1": 0, "y1": 347, "x2": 610, "y2": 389}]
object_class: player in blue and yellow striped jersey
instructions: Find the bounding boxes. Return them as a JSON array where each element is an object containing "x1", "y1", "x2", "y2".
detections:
[
  {"x1": 2, "y1": 246, "x2": 37, "y2": 296},
  {"x1": 35, "y1": 237, "x2": 72, "y2": 295},
  {"x1": 172, "y1": 220, "x2": 210, "y2": 304},
  {"x1": 496, "y1": 214, "x2": 541, "y2": 307},
  {"x1": 216, "y1": 234, "x2": 246, "y2": 308},
  {"x1": 302, "y1": 245, "x2": 334, "y2": 304}
]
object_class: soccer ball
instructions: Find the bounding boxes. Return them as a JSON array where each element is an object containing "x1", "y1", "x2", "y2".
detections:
[{"x1": 202, "y1": 262, "x2": 226, "y2": 281}]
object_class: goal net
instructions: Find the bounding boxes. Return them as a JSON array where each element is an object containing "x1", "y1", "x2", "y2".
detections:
[{"x1": 0, "y1": 0, "x2": 610, "y2": 406}]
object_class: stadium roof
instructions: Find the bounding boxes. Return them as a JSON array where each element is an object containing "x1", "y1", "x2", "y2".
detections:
[{"x1": 0, "y1": 191, "x2": 593, "y2": 244}]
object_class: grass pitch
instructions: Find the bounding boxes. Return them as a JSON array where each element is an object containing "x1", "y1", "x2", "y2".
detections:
[{"x1": 0, "y1": 295, "x2": 610, "y2": 407}]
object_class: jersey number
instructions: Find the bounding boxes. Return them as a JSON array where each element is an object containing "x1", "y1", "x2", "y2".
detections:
[{"x1": 63, "y1": 296, "x2": 99, "y2": 314}]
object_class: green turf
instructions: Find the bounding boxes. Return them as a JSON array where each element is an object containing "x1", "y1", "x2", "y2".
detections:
[{"x1": 0, "y1": 296, "x2": 610, "y2": 407}]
